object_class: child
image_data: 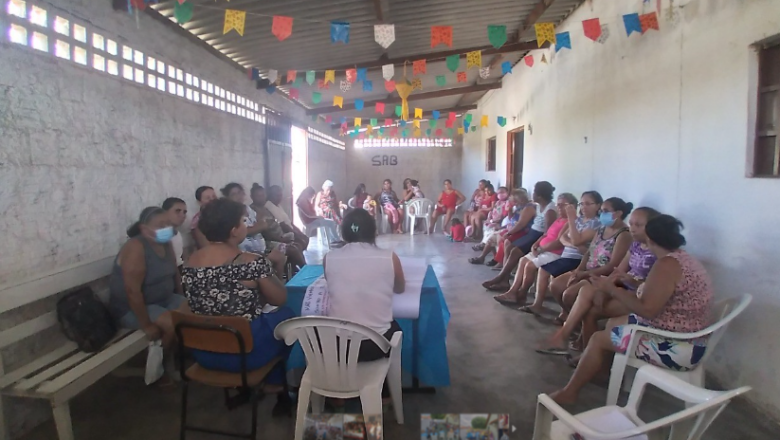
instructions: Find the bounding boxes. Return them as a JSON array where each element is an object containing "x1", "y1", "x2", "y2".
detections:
[
  {"x1": 409, "y1": 179, "x2": 425, "y2": 199},
  {"x1": 449, "y1": 218, "x2": 466, "y2": 242},
  {"x1": 363, "y1": 194, "x2": 377, "y2": 217}
]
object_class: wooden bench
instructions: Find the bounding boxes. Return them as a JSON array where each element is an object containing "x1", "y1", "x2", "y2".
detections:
[{"x1": 0, "y1": 257, "x2": 148, "y2": 440}]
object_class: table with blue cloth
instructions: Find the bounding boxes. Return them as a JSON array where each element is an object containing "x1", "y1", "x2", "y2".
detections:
[{"x1": 284, "y1": 264, "x2": 451, "y2": 389}]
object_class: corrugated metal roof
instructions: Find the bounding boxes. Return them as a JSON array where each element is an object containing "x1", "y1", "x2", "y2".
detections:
[{"x1": 151, "y1": 0, "x2": 583, "y2": 118}]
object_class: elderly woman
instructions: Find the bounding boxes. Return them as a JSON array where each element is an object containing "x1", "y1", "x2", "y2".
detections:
[
  {"x1": 296, "y1": 187, "x2": 342, "y2": 245},
  {"x1": 315, "y1": 180, "x2": 343, "y2": 225},
  {"x1": 222, "y1": 182, "x2": 266, "y2": 255},
  {"x1": 549, "y1": 215, "x2": 713, "y2": 404}
]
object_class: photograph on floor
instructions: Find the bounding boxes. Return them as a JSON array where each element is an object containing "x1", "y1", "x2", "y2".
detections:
[
  {"x1": 459, "y1": 414, "x2": 501, "y2": 440},
  {"x1": 421, "y1": 414, "x2": 460, "y2": 440},
  {"x1": 343, "y1": 414, "x2": 367, "y2": 440},
  {"x1": 365, "y1": 414, "x2": 383, "y2": 440},
  {"x1": 303, "y1": 414, "x2": 344, "y2": 440}
]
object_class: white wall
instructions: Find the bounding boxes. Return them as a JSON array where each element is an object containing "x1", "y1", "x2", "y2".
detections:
[
  {"x1": 309, "y1": 140, "x2": 348, "y2": 202},
  {"x1": 462, "y1": 0, "x2": 780, "y2": 418}
]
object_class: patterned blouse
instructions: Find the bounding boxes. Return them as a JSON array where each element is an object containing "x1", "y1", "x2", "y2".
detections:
[
  {"x1": 318, "y1": 191, "x2": 340, "y2": 221},
  {"x1": 182, "y1": 257, "x2": 273, "y2": 320},
  {"x1": 627, "y1": 241, "x2": 657, "y2": 281},
  {"x1": 586, "y1": 226, "x2": 629, "y2": 270}
]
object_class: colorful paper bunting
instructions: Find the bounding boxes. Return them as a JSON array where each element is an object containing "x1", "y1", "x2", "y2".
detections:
[
  {"x1": 448, "y1": 129, "x2": 454, "y2": 137},
  {"x1": 355, "y1": 99, "x2": 364, "y2": 111},
  {"x1": 265, "y1": 84, "x2": 276, "y2": 94},
  {"x1": 370, "y1": 118, "x2": 378, "y2": 127},
  {"x1": 436, "y1": 75, "x2": 447, "y2": 86},
  {"x1": 413, "y1": 120, "x2": 420, "y2": 128},
  {"x1": 487, "y1": 25, "x2": 507, "y2": 49},
  {"x1": 376, "y1": 103, "x2": 385, "y2": 114},
  {"x1": 396, "y1": 81, "x2": 413, "y2": 120},
  {"x1": 272, "y1": 16, "x2": 293, "y2": 41},
  {"x1": 357, "y1": 68, "x2": 368, "y2": 82},
  {"x1": 395, "y1": 105, "x2": 402, "y2": 117},
  {"x1": 582, "y1": 18, "x2": 602, "y2": 41},
  {"x1": 306, "y1": 70, "x2": 316, "y2": 85},
  {"x1": 317, "y1": 79, "x2": 330, "y2": 90},
  {"x1": 384, "y1": 118, "x2": 392, "y2": 127},
  {"x1": 501, "y1": 61, "x2": 512, "y2": 75},
  {"x1": 331, "y1": 21, "x2": 350, "y2": 43},
  {"x1": 411, "y1": 78, "x2": 423, "y2": 91},
  {"x1": 457, "y1": 71, "x2": 467, "y2": 83},
  {"x1": 426, "y1": 129, "x2": 432, "y2": 136},
  {"x1": 324, "y1": 70, "x2": 335, "y2": 85},
  {"x1": 432, "y1": 110, "x2": 440, "y2": 120},
  {"x1": 597, "y1": 24, "x2": 610, "y2": 44},
  {"x1": 325, "y1": 115, "x2": 332, "y2": 123},
  {"x1": 346, "y1": 69, "x2": 357, "y2": 83},
  {"x1": 466, "y1": 50, "x2": 482, "y2": 69},
  {"x1": 374, "y1": 24, "x2": 395, "y2": 49},
  {"x1": 312, "y1": 91, "x2": 321, "y2": 104},
  {"x1": 457, "y1": 127, "x2": 465, "y2": 135},
  {"x1": 400, "y1": 120, "x2": 407, "y2": 128},
  {"x1": 223, "y1": 10, "x2": 246, "y2": 36},
  {"x1": 286, "y1": 70, "x2": 297, "y2": 83},
  {"x1": 497, "y1": 116, "x2": 506, "y2": 127},
  {"x1": 354, "y1": 117, "x2": 361, "y2": 127},
  {"x1": 436, "y1": 129, "x2": 443, "y2": 137},
  {"x1": 289, "y1": 88, "x2": 299, "y2": 100},
  {"x1": 465, "y1": 114, "x2": 473, "y2": 123},
  {"x1": 446, "y1": 54, "x2": 460, "y2": 73},
  {"x1": 384, "y1": 80, "x2": 396, "y2": 93},
  {"x1": 333, "y1": 95, "x2": 343, "y2": 108},
  {"x1": 382, "y1": 64, "x2": 394, "y2": 81},
  {"x1": 471, "y1": 126, "x2": 477, "y2": 132},
  {"x1": 445, "y1": 119, "x2": 454, "y2": 128},
  {"x1": 414, "y1": 108, "x2": 423, "y2": 119},
  {"x1": 367, "y1": 125, "x2": 373, "y2": 135},
  {"x1": 340, "y1": 79, "x2": 351, "y2": 92},
  {"x1": 640, "y1": 12, "x2": 659, "y2": 33},
  {"x1": 363, "y1": 80, "x2": 373, "y2": 92},
  {"x1": 534, "y1": 23, "x2": 555, "y2": 47},
  {"x1": 623, "y1": 13, "x2": 642, "y2": 36},
  {"x1": 555, "y1": 32, "x2": 571, "y2": 52},
  {"x1": 413, "y1": 59, "x2": 427, "y2": 75},
  {"x1": 481, "y1": 115, "x2": 489, "y2": 127},
  {"x1": 524, "y1": 55, "x2": 534, "y2": 67},
  {"x1": 267, "y1": 69, "x2": 278, "y2": 83},
  {"x1": 414, "y1": 129, "x2": 421, "y2": 138},
  {"x1": 448, "y1": 112, "x2": 456, "y2": 121},
  {"x1": 173, "y1": 1, "x2": 193, "y2": 24},
  {"x1": 479, "y1": 67, "x2": 490, "y2": 79},
  {"x1": 430, "y1": 120, "x2": 437, "y2": 128},
  {"x1": 431, "y1": 26, "x2": 453, "y2": 48},
  {"x1": 293, "y1": 77, "x2": 303, "y2": 87}
]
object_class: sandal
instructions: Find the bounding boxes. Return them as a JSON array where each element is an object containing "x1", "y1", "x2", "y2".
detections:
[
  {"x1": 485, "y1": 259, "x2": 498, "y2": 267},
  {"x1": 536, "y1": 347, "x2": 569, "y2": 356},
  {"x1": 518, "y1": 305, "x2": 544, "y2": 318},
  {"x1": 486, "y1": 283, "x2": 511, "y2": 292},
  {"x1": 553, "y1": 316, "x2": 566, "y2": 326},
  {"x1": 565, "y1": 354, "x2": 581, "y2": 368},
  {"x1": 491, "y1": 264, "x2": 504, "y2": 271},
  {"x1": 468, "y1": 257, "x2": 485, "y2": 265},
  {"x1": 472, "y1": 244, "x2": 485, "y2": 251},
  {"x1": 493, "y1": 295, "x2": 520, "y2": 306}
]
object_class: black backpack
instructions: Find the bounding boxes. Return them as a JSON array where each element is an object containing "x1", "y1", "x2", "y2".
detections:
[{"x1": 57, "y1": 288, "x2": 118, "y2": 352}]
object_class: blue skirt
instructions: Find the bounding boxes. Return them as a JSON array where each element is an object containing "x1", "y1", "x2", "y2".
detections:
[
  {"x1": 191, "y1": 306, "x2": 295, "y2": 384},
  {"x1": 511, "y1": 229, "x2": 544, "y2": 254}
]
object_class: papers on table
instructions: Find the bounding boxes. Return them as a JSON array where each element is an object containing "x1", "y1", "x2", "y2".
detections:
[
  {"x1": 300, "y1": 275, "x2": 329, "y2": 316},
  {"x1": 568, "y1": 409, "x2": 647, "y2": 440}
]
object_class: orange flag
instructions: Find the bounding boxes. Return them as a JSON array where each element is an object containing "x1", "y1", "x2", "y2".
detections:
[{"x1": 431, "y1": 26, "x2": 453, "y2": 48}]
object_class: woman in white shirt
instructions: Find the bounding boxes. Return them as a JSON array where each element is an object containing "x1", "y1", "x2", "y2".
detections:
[
  {"x1": 324, "y1": 208, "x2": 405, "y2": 361},
  {"x1": 162, "y1": 197, "x2": 187, "y2": 270}
]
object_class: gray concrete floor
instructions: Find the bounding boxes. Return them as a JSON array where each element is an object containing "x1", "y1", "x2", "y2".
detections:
[{"x1": 21, "y1": 234, "x2": 780, "y2": 439}]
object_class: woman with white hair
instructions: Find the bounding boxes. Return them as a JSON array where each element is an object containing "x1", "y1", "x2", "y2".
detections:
[{"x1": 314, "y1": 180, "x2": 343, "y2": 225}]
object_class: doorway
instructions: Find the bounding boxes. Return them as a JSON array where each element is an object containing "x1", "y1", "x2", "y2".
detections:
[
  {"x1": 506, "y1": 127, "x2": 525, "y2": 190},
  {"x1": 291, "y1": 126, "x2": 308, "y2": 228}
]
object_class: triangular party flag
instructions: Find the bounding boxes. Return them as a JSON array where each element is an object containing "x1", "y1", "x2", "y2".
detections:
[
  {"x1": 413, "y1": 59, "x2": 427, "y2": 75},
  {"x1": 445, "y1": 119, "x2": 454, "y2": 128},
  {"x1": 376, "y1": 102, "x2": 385, "y2": 114},
  {"x1": 325, "y1": 115, "x2": 332, "y2": 123},
  {"x1": 399, "y1": 120, "x2": 407, "y2": 127},
  {"x1": 446, "y1": 54, "x2": 460, "y2": 72},
  {"x1": 384, "y1": 80, "x2": 396, "y2": 93},
  {"x1": 289, "y1": 88, "x2": 299, "y2": 100},
  {"x1": 340, "y1": 117, "x2": 347, "y2": 124},
  {"x1": 481, "y1": 115, "x2": 488, "y2": 127},
  {"x1": 426, "y1": 129, "x2": 432, "y2": 137},
  {"x1": 414, "y1": 129, "x2": 422, "y2": 138},
  {"x1": 173, "y1": 1, "x2": 193, "y2": 24},
  {"x1": 414, "y1": 108, "x2": 423, "y2": 119},
  {"x1": 497, "y1": 116, "x2": 506, "y2": 127},
  {"x1": 272, "y1": 16, "x2": 293, "y2": 41},
  {"x1": 286, "y1": 70, "x2": 297, "y2": 83},
  {"x1": 479, "y1": 67, "x2": 490, "y2": 79},
  {"x1": 582, "y1": 18, "x2": 602, "y2": 41},
  {"x1": 432, "y1": 110, "x2": 440, "y2": 120},
  {"x1": 306, "y1": 70, "x2": 316, "y2": 85},
  {"x1": 384, "y1": 118, "x2": 392, "y2": 127},
  {"x1": 431, "y1": 26, "x2": 453, "y2": 48},
  {"x1": 266, "y1": 85, "x2": 276, "y2": 94},
  {"x1": 363, "y1": 80, "x2": 373, "y2": 92},
  {"x1": 354, "y1": 117, "x2": 361, "y2": 127},
  {"x1": 487, "y1": 25, "x2": 507, "y2": 49},
  {"x1": 448, "y1": 112, "x2": 456, "y2": 121},
  {"x1": 457, "y1": 127, "x2": 465, "y2": 135},
  {"x1": 623, "y1": 13, "x2": 642, "y2": 36},
  {"x1": 471, "y1": 126, "x2": 477, "y2": 132},
  {"x1": 464, "y1": 120, "x2": 470, "y2": 131},
  {"x1": 466, "y1": 50, "x2": 482, "y2": 69},
  {"x1": 130, "y1": 0, "x2": 146, "y2": 12},
  {"x1": 224, "y1": 10, "x2": 246, "y2": 36},
  {"x1": 524, "y1": 55, "x2": 534, "y2": 67},
  {"x1": 541, "y1": 54, "x2": 548, "y2": 64},
  {"x1": 294, "y1": 77, "x2": 303, "y2": 86},
  {"x1": 324, "y1": 70, "x2": 335, "y2": 85},
  {"x1": 379, "y1": 127, "x2": 385, "y2": 135},
  {"x1": 430, "y1": 120, "x2": 437, "y2": 128},
  {"x1": 555, "y1": 32, "x2": 571, "y2": 52},
  {"x1": 457, "y1": 71, "x2": 467, "y2": 83},
  {"x1": 357, "y1": 68, "x2": 368, "y2": 82},
  {"x1": 382, "y1": 64, "x2": 394, "y2": 81},
  {"x1": 249, "y1": 68, "x2": 260, "y2": 80},
  {"x1": 355, "y1": 99, "x2": 364, "y2": 111},
  {"x1": 346, "y1": 69, "x2": 357, "y2": 83},
  {"x1": 534, "y1": 23, "x2": 555, "y2": 47},
  {"x1": 312, "y1": 91, "x2": 322, "y2": 104},
  {"x1": 317, "y1": 79, "x2": 330, "y2": 90},
  {"x1": 639, "y1": 12, "x2": 659, "y2": 33},
  {"x1": 448, "y1": 129, "x2": 454, "y2": 137},
  {"x1": 395, "y1": 105, "x2": 402, "y2": 117},
  {"x1": 413, "y1": 120, "x2": 420, "y2": 129},
  {"x1": 267, "y1": 69, "x2": 278, "y2": 83},
  {"x1": 374, "y1": 24, "x2": 395, "y2": 49},
  {"x1": 367, "y1": 125, "x2": 373, "y2": 135},
  {"x1": 340, "y1": 80, "x2": 351, "y2": 93},
  {"x1": 411, "y1": 78, "x2": 423, "y2": 91},
  {"x1": 465, "y1": 114, "x2": 473, "y2": 123},
  {"x1": 597, "y1": 24, "x2": 610, "y2": 44},
  {"x1": 436, "y1": 129, "x2": 443, "y2": 137},
  {"x1": 402, "y1": 129, "x2": 409, "y2": 138},
  {"x1": 436, "y1": 75, "x2": 446, "y2": 86},
  {"x1": 331, "y1": 21, "x2": 350, "y2": 43},
  {"x1": 370, "y1": 118, "x2": 378, "y2": 127},
  {"x1": 340, "y1": 122, "x2": 348, "y2": 131},
  {"x1": 501, "y1": 61, "x2": 512, "y2": 75},
  {"x1": 333, "y1": 95, "x2": 343, "y2": 108}
]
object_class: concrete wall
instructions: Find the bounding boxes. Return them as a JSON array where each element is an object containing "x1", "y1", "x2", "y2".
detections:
[
  {"x1": 308, "y1": 140, "x2": 348, "y2": 203},
  {"x1": 462, "y1": 0, "x2": 780, "y2": 419}
]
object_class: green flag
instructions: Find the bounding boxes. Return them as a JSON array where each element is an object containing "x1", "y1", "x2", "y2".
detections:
[
  {"x1": 293, "y1": 77, "x2": 303, "y2": 87},
  {"x1": 306, "y1": 70, "x2": 316, "y2": 85},
  {"x1": 446, "y1": 54, "x2": 460, "y2": 73},
  {"x1": 426, "y1": 128, "x2": 432, "y2": 136},
  {"x1": 174, "y1": 1, "x2": 193, "y2": 24},
  {"x1": 448, "y1": 128, "x2": 454, "y2": 137},
  {"x1": 395, "y1": 105, "x2": 402, "y2": 117},
  {"x1": 312, "y1": 92, "x2": 321, "y2": 104},
  {"x1": 488, "y1": 25, "x2": 507, "y2": 49},
  {"x1": 465, "y1": 113, "x2": 473, "y2": 123},
  {"x1": 430, "y1": 120, "x2": 437, "y2": 128},
  {"x1": 370, "y1": 118, "x2": 378, "y2": 126},
  {"x1": 436, "y1": 75, "x2": 446, "y2": 86},
  {"x1": 471, "y1": 125, "x2": 477, "y2": 132}
]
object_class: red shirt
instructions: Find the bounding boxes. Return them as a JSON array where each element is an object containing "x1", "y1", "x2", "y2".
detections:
[
  {"x1": 451, "y1": 223, "x2": 465, "y2": 242},
  {"x1": 480, "y1": 193, "x2": 498, "y2": 210}
]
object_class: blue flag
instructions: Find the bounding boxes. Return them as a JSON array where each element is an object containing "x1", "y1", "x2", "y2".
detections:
[
  {"x1": 331, "y1": 21, "x2": 350, "y2": 44},
  {"x1": 363, "y1": 80, "x2": 373, "y2": 92},
  {"x1": 399, "y1": 120, "x2": 407, "y2": 128},
  {"x1": 497, "y1": 116, "x2": 506, "y2": 127},
  {"x1": 432, "y1": 110, "x2": 440, "y2": 120},
  {"x1": 555, "y1": 32, "x2": 571, "y2": 52},
  {"x1": 357, "y1": 68, "x2": 368, "y2": 82},
  {"x1": 355, "y1": 99, "x2": 364, "y2": 110},
  {"x1": 501, "y1": 61, "x2": 512, "y2": 75},
  {"x1": 266, "y1": 85, "x2": 276, "y2": 94},
  {"x1": 464, "y1": 120, "x2": 470, "y2": 132},
  {"x1": 623, "y1": 13, "x2": 642, "y2": 36}
]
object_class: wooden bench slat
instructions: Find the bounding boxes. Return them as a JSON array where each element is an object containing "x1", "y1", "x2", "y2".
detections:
[
  {"x1": 0, "y1": 343, "x2": 79, "y2": 390},
  {"x1": 0, "y1": 312, "x2": 59, "y2": 350},
  {"x1": 14, "y1": 352, "x2": 94, "y2": 392}
]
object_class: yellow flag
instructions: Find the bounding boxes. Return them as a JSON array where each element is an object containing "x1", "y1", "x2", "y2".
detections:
[
  {"x1": 414, "y1": 108, "x2": 423, "y2": 119},
  {"x1": 355, "y1": 117, "x2": 362, "y2": 127},
  {"x1": 324, "y1": 70, "x2": 335, "y2": 85},
  {"x1": 224, "y1": 10, "x2": 246, "y2": 36},
  {"x1": 535, "y1": 23, "x2": 556, "y2": 47},
  {"x1": 333, "y1": 95, "x2": 343, "y2": 108},
  {"x1": 367, "y1": 125, "x2": 373, "y2": 134},
  {"x1": 466, "y1": 50, "x2": 482, "y2": 69},
  {"x1": 481, "y1": 115, "x2": 489, "y2": 127},
  {"x1": 413, "y1": 120, "x2": 420, "y2": 128},
  {"x1": 395, "y1": 82, "x2": 414, "y2": 121},
  {"x1": 414, "y1": 129, "x2": 422, "y2": 138},
  {"x1": 457, "y1": 127, "x2": 465, "y2": 135}
]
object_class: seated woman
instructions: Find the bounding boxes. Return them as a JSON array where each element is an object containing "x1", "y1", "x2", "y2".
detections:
[
  {"x1": 473, "y1": 186, "x2": 510, "y2": 249},
  {"x1": 401, "y1": 178, "x2": 413, "y2": 203},
  {"x1": 250, "y1": 184, "x2": 306, "y2": 270},
  {"x1": 482, "y1": 181, "x2": 556, "y2": 292},
  {"x1": 463, "y1": 179, "x2": 487, "y2": 227},
  {"x1": 162, "y1": 197, "x2": 187, "y2": 270},
  {"x1": 315, "y1": 180, "x2": 343, "y2": 225},
  {"x1": 222, "y1": 182, "x2": 267, "y2": 255},
  {"x1": 182, "y1": 197, "x2": 293, "y2": 410},
  {"x1": 266, "y1": 185, "x2": 310, "y2": 250},
  {"x1": 467, "y1": 183, "x2": 498, "y2": 239},
  {"x1": 470, "y1": 189, "x2": 534, "y2": 265},
  {"x1": 297, "y1": 186, "x2": 342, "y2": 245},
  {"x1": 539, "y1": 207, "x2": 660, "y2": 355},
  {"x1": 549, "y1": 215, "x2": 713, "y2": 404},
  {"x1": 493, "y1": 193, "x2": 578, "y2": 306},
  {"x1": 191, "y1": 186, "x2": 217, "y2": 249},
  {"x1": 108, "y1": 207, "x2": 189, "y2": 382},
  {"x1": 350, "y1": 184, "x2": 370, "y2": 215},
  {"x1": 430, "y1": 179, "x2": 467, "y2": 234},
  {"x1": 377, "y1": 179, "x2": 404, "y2": 234}
]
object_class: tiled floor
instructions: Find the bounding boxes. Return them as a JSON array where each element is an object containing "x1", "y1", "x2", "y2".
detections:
[{"x1": 20, "y1": 234, "x2": 780, "y2": 439}]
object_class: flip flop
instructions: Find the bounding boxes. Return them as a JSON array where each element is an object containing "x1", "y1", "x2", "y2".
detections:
[
  {"x1": 486, "y1": 284, "x2": 510, "y2": 292},
  {"x1": 554, "y1": 316, "x2": 566, "y2": 326},
  {"x1": 491, "y1": 265, "x2": 503, "y2": 271},
  {"x1": 468, "y1": 257, "x2": 485, "y2": 265},
  {"x1": 493, "y1": 296, "x2": 519, "y2": 306},
  {"x1": 536, "y1": 347, "x2": 569, "y2": 356},
  {"x1": 485, "y1": 259, "x2": 498, "y2": 267},
  {"x1": 565, "y1": 353, "x2": 581, "y2": 368},
  {"x1": 518, "y1": 305, "x2": 544, "y2": 318}
]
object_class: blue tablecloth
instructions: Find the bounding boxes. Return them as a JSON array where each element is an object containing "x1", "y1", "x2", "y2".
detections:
[{"x1": 285, "y1": 264, "x2": 451, "y2": 387}]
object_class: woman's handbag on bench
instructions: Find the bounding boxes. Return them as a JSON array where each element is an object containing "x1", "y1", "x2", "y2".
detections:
[{"x1": 57, "y1": 287, "x2": 118, "y2": 352}]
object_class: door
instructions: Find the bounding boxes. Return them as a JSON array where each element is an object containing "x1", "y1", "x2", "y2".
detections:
[
  {"x1": 506, "y1": 128, "x2": 525, "y2": 189},
  {"x1": 290, "y1": 126, "x2": 308, "y2": 228}
]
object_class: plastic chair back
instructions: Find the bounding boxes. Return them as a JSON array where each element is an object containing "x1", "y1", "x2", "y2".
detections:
[
  {"x1": 699, "y1": 294, "x2": 752, "y2": 364},
  {"x1": 171, "y1": 311, "x2": 253, "y2": 354},
  {"x1": 407, "y1": 198, "x2": 433, "y2": 218},
  {"x1": 347, "y1": 197, "x2": 357, "y2": 209}
]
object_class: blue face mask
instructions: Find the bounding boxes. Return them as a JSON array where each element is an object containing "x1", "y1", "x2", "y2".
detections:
[
  {"x1": 154, "y1": 226, "x2": 174, "y2": 244},
  {"x1": 599, "y1": 212, "x2": 615, "y2": 227}
]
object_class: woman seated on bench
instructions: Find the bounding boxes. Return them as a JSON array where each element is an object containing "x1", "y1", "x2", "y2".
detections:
[
  {"x1": 182, "y1": 198, "x2": 293, "y2": 407},
  {"x1": 191, "y1": 186, "x2": 217, "y2": 249},
  {"x1": 548, "y1": 214, "x2": 713, "y2": 404},
  {"x1": 109, "y1": 207, "x2": 190, "y2": 349}
]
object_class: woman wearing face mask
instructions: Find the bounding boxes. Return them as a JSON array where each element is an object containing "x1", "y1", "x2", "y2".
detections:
[
  {"x1": 162, "y1": 197, "x2": 188, "y2": 270},
  {"x1": 109, "y1": 207, "x2": 189, "y2": 350},
  {"x1": 222, "y1": 182, "x2": 267, "y2": 255},
  {"x1": 191, "y1": 186, "x2": 217, "y2": 249}
]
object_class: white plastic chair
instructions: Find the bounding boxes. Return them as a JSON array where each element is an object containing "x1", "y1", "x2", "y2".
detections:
[
  {"x1": 347, "y1": 197, "x2": 357, "y2": 209},
  {"x1": 274, "y1": 317, "x2": 404, "y2": 440},
  {"x1": 607, "y1": 294, "x2": 753, "y2": 406},
  {"x1": 533, "y1": 365, "x2": 751, "y2": 440},
  {"x1": 433, "y1": 201, "x2": 464, "y2": 233},
  {"x1": 406, "y1": 198, "x2": 434, "y2": 236},
  {"x1": 376, "y1": 204, "x2": 392, "y2": 234}
]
